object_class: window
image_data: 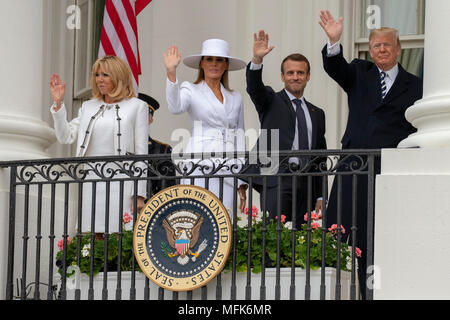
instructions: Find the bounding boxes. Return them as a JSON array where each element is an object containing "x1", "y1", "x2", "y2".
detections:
[
  {"x1": 355, "y1": 0, "x2": 425, "y2": 78},
  {"x1": 73, "y1": 0, "x2": 105, "y2": 99},
  {"x1": 71, "y1": 0, "x2": 105, "y2": 156}
]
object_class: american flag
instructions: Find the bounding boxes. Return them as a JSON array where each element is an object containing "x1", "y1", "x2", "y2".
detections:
[{"x1": 98, "y1": 0, "x2": 152, "y2": 94}]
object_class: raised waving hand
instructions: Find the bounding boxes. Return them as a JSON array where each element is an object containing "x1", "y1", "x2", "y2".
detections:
[
  {"x1": 252, "y1": 30, "x2": 275, "y2": 64},
  {"x1": 49, "y1": 73, "x2": 66, "y2": 112},
  {"x1": 164, "y1": 45, "x2": 181, "y2": 83},
  {"x1": 318, "y1": 10, "x2": 343, "y2": 45}
]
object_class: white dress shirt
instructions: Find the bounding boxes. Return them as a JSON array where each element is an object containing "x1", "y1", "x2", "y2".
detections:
[{"x1": 284, "y1": 89, "x2": 312, "y2": 151}]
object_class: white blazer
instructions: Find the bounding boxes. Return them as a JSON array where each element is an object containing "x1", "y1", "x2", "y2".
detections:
[
  {"x1": 51, "y1": 97, "x2": 149, "y2": 198},
  {"x1": 166, "y1": 79, "x2": 245, "y2": 155},
  {"x1": 166, "y1": 79, "x2": 246, "y2": 212},
  {"x1": 51, "y1": 97, "x2": 148, "y2": 157}
]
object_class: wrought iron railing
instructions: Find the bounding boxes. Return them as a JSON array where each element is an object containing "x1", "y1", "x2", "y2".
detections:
[{"x1": 0, "y1": 149, "x2": 380, "y2": 300}]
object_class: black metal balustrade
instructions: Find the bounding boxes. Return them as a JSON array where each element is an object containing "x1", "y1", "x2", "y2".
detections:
[{"x1": 0, "y1": 149, "x2": 380, "y2": 300}]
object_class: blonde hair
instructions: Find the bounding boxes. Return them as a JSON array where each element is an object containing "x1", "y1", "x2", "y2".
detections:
[
  {"x1": 193, "y1": 57, "x2": 232, "y2": 91},
  {"x1": 90, "y1": 55, "x2": 135, "y2": 102},
  {"x1": 369, "y1": 27, "x2": 401, "y2": 49}
]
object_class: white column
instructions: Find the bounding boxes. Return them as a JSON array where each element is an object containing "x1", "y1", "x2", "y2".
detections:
[
  {"x1": 374, "y1": 0, "x2": 450, "y2": 299},
  {"x1": 0, "y1": 0, "x2": 55, "y2": 161},
  {"x1": 398, "y1": 0, "x2": 450, "y2": 148},
  {"x1": 0, "y1": 0, "x2": 56, "y2": 300}
]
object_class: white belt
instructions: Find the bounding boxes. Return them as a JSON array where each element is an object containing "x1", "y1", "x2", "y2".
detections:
[{"x1": 192, "y1": 128, "x2": 238, "y2": 144}]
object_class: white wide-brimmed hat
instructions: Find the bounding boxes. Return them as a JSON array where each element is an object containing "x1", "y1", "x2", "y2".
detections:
[{"x1": 183, "y1": 39, "x2": 246, "y2": 71}]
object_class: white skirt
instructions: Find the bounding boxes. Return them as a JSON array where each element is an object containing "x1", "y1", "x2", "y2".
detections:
[
  {"x1": 179, "y1": 157, "x2": 245, "y2": 218},
  {"x1": 80, "y1": 171, "x2": 134, "y2": 233}
]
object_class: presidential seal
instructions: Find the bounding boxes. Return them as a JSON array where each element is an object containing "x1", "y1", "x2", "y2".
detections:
[{"x1": 133, "y1": 185, "x2": 232, "y2": 291}]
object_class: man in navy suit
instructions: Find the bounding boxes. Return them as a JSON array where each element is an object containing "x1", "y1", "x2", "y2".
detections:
[
  {"x1": 245, "y1": 30, "x2": 327, "y2": 229},
  {"x1": 319, "y1": 10, "x2": 423, "y2": 299}
]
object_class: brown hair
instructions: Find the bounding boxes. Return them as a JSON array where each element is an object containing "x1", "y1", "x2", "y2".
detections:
[
  {"x1": 281, "y1": 53, "x2": 311, "y2": 74},
  {"x1": 369, "y1": 27, "x2": 401, "y2": 49},
  {"x1": 90, "y1": 55, "x2": 135, "y2": 102},
  {"x1": 193, "y1": 57, "x2": 232, "y2": 91}
]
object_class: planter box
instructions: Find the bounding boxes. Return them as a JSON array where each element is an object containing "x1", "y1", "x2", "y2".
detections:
[
  {"x1": 193, "y1": 268, "x2": 358, "y2": 300},
  {"x1": 60, "y1": 267, "x2": 358, "y2": 300}
]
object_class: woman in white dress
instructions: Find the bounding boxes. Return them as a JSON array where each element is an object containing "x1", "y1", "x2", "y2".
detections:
[
  {"x1": 164, "y1": 39, "x2": 248, "y2": 214},
  {"x1": 49, "y1": 55, "x2": 148, "y2": 239}
]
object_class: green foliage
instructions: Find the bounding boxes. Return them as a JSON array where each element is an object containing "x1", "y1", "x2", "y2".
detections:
[
  {"x1": 224, "y1": 215, "x2": 355, "y2": 274},
  {"x1": 56, "y1": 218, "x2": 141, "y2": 277},
  {"x1": 56, "y1": 212, "x2": 358, "y2": 278}
]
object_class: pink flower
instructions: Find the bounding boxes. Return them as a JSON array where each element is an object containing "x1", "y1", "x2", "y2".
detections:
[
  {"x1": 304, "y1": 211, "x2": 320, "y2": 222},
  {"x1": 311, "y1": 222, "x2": 321, "y2": 230},
  {"x1": 328, "y1": 224, "x2": 346, "y2": 234},
  {"x1": 123, "y1": 212, "x2": 132, "y2": 224},
  {"x1": 348, "y1": 246, "x2": 362, "y2": 258},
  {"x1": 275, "y1": 214, "x2": 286, "y2": 223},
  {"x1": 57, "y1": 237, "x2": 70, "y2": 251},
  {"x1": 244, "y1": 206, "x2": 258, "y2": 215},
  {"x1": 243, "y1": 206, "x2": 258, "y2": 219}
]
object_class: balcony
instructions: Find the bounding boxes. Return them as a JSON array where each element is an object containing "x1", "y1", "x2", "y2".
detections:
[{"x1": 0, "y1": 149, "x2": 380, "y2": 300}]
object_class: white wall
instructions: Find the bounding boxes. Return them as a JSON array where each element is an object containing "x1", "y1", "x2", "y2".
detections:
[
  {"x1": 131, "y1": 0, "x2": 354, "y2": 216},
  {"x1": 136, "y1": 0, "x2": 352, "y2": 151}
]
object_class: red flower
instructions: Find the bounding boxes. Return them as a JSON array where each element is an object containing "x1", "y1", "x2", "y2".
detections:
[
  {"x1": 243, "y1": 206, "x2": 258, "y2": 219},
  {"x1": 328, "y1": 224, "x2": 346, "y2": 234},
  {"x1": 349, "y1": 246, "x2": 362, "y2": 258},
  {"x1": 311, "y1": 222, "x2": 321, "y2": 230},
  {"x1": 304, "y1": 211, "x2": 320, "y2": 222},
  {"x1": 275, "y1": 214, "x2": 286, "y2": 223},
  {"x1": 123, "y1": 212, "x2": 132, "y2": 224},
  {"x1": 57, "y1": 237, "x2": 70, "y2": 251}
]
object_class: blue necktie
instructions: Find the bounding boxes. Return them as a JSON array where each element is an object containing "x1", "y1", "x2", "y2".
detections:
[
  {"x1": 380, "y1": 71, "x2": 387, "y2": 99},
  {"x1": 292, "y1": 99, "x2": 309, "y2": 150}
]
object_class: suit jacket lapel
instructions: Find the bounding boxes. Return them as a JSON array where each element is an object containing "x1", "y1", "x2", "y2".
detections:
[
  {"x1": 200, "y1": 81, "x2": 229, "y2": 126},
  {"x1": 381, "y1": 64, "x2": 409, "y2": 105},
  {"x1": 304, "y1": 99, "x2": 317, "y2": 149},
  {"x1": 278, "y1": 89, "x2": 297, "y2": 124}
]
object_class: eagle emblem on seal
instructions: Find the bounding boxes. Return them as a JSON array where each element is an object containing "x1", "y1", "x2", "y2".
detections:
[{"x1": 162, "y1": 210, "x2": 208, "y2": 265}]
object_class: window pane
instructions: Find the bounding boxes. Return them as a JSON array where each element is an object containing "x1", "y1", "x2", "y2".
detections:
[
  {"x1": 74, "y1": 1, "x2": 90, "y2": 96},
  {"x1": 361, "y1": 48, "x2": 424, "y2": 79},
  {"x1": 362, "y1": 0, "x2": 425, "y2": 37},
  {"x1": 93, "y1": 0, "x2": 105, "y2": 62}
]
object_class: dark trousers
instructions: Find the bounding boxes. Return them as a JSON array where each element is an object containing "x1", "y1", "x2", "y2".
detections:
[
  {"x1": 326, "y1": 155, "x2": 379, "y2": 300},
  {"x1": 260, "y1": 176, "x2": 311, "y2": 230}
]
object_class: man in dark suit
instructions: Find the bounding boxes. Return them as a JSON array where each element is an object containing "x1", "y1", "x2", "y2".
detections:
[
  {"x1": 245, "y1": 30, "x2": 327, "y2": 229},
  {"x1": 319, "y1": 10, "x2": 423, "y2": 299},
  {"x1": 138, "y1": 93, "x2": 176, "y2": 197}
]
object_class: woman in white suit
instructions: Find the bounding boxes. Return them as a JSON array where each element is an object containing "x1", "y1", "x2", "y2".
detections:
[
  {"x1": 164, "y1": 39, "x2": 247, "y2": 214},
  {"x1": 49, "y1": 55, "x2": 148, "y2": 238}
]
